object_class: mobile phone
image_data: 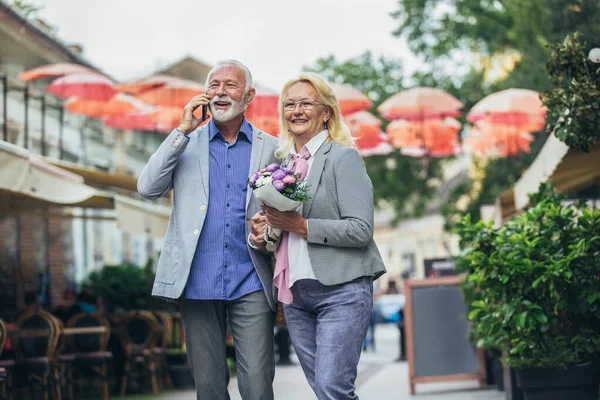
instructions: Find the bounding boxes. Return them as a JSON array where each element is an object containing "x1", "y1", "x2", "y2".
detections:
[{"x1": 202, "y1": 104, "x2": 207, "y2": 122}]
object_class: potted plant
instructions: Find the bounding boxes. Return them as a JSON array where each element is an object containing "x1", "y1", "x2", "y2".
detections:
[{"x1": 456, "y1": 183, "x2": 600, "y2": 400}]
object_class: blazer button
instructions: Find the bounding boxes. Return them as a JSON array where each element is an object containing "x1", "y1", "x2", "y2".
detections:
[
  {"x1": 323, "y1": 237, "x2": 328, "y2": 244},
  {"x1": 200, "y1": 205, "x2": 207, "y2": 211},
  {"x1": 193, "y1": 229, "x2": 200, "y2": 235}
]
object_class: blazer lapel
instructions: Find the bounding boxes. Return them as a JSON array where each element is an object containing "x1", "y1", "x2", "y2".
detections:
[
  {"x1": 302, "y1": 141, "x2": 332, "y2": 217},
  {"x1": 246, "y1": 127, "x2": 266, "y2": 208},
  {"x1": 196, "y1": 125, "x2": 210, "y2": 199}
]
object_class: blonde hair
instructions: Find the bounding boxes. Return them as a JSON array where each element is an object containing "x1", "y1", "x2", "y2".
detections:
[{"x1": 275, "y1": 72, "x2": 353, "y2": 159}]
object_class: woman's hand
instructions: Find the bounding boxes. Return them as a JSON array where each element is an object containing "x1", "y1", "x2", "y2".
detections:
[{"x1": 263, "y1": 206, "x2": 307, "y2": 237}]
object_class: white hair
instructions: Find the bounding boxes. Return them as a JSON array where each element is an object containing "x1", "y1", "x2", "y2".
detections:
[{"x1": 205, "y1": 59, "x2": 253, "y2": 92}]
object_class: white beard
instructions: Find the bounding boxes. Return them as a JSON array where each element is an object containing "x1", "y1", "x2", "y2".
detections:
[{"x1": 210, "y1": 94, "x2": 248, "y2": 122}]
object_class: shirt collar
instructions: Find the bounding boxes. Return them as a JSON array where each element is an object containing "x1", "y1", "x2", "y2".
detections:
[
  {"x1": 208, "y1": 117, "x2": 253, "y2": 143},
  {"x1": 290, "y1": 130, "x2": 328, "y2": 157}
]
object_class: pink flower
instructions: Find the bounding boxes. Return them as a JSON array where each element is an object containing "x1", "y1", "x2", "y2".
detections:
[
  {"x1": 260, "y1": 168, "x2": 267, "y2": 173},
  {"x1": 282, "y1": 175, "x2": 296, "y2": 184}
]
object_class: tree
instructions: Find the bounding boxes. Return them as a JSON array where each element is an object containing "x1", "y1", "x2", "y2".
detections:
[
  {"x1": 304, "y1": 52, "x2": 444, "y2": 219},
  {"x1": 391, "y1": 0, "x2": 600, "y2": 90},
  {"x1": 390, "y1": 0, "x2": 600, "y2": 229}
]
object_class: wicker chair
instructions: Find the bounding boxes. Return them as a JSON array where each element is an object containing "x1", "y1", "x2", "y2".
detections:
[
  {"x1": 13, "y1": 310, "x2": 61, "y2": 400},
  {"x1": 119, "y1": 310, "x2": 160, "y2": 396},
  {"x1": 0, "y1": 317, "x2": 15, "y2": 400},
  {"x1": 63, "y1": 312, "x2": 112, "y2": 400},
  {"x1": 152, "y1": 311, "x2": 174, "y2": 391}
]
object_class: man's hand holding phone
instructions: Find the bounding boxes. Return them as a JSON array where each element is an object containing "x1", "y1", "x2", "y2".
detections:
[{"x1": 178, "y1": 94, "x2": 210, "y2": 135}]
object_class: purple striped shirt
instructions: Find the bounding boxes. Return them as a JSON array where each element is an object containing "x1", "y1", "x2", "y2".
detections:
[{"x1": 184, "y1": 118, "x2": 263, "y2": 300}]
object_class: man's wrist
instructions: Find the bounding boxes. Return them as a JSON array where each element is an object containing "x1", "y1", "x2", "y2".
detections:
[{"x1": 176, "y1": 127, "x2": 191, "y2": 136}]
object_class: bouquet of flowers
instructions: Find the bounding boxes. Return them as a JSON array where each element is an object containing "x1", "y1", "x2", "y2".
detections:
[{"x1": 249, "y1": 163, "x2": 311, "y2": 251}]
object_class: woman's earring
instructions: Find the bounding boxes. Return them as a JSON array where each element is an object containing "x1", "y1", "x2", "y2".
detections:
[{"x1": 324, "y1": 120, "x2": 329, "y2": 130}]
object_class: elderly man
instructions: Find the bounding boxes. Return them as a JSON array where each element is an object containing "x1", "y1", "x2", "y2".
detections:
[{"x1": 138, "y1": 60, "x2": 279, "y2": 400}]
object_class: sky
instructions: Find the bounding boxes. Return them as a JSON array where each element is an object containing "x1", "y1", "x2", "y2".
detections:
[{"x1": 30, "y1": 0, "x2": 424, "y2": 91}]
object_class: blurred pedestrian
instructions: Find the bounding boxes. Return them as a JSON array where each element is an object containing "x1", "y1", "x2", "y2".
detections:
[
  {"x1": 260, "y1": 72, "x2": 386, "y2": 400},
  {"x1": 52, "y1": 288, "x2": 84, "y2": 323},
  {"x1": 77, "y1": 288, "x2": 98, "y2": 312},
  {"x1": 275, "y1": 327, "x2": 293, "y2": 365},
  {"x1": 23, "y1": 290, "x2": 41, "y2": 313},
  {"x1": 138, "y1": 59, "x2": 279, "y2": 400}
]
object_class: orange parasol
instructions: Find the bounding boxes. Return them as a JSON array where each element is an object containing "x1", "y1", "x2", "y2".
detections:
[
  {"x1": 377, "y1": 87, "x2": 463, "y2": 121},
  {"x1": 466, "y1": 89, "x2": 546, "y2": 158},
  {"x1": 386, "y1": 118, "x2": 462, "y2": 156},
  {"x1": 467, "y1": 89, "x2": 545, "y2": 123},
  {"x1": 115, "y1": 74, "x2": 180, "y2": 95},
  {"x1": 103, "y1": 110, "x2": 170, "y2": 132},
  {"x1": 47, "y1": 73, "x2": 117, "y2": 101},
  {"x1": 65, "y1": 93, "x2": 151, "y2": 118},
  {"x1": 465, "y1": 122, "x2": 535, "y2": 158},
  {"x1": 19, "y1": 62, "x2": 98, "y2": 81},
  {"x1": 359, "y1": 141, "x2": 394, "y2": 157},
  {"x1": 148, "y1": 106, "x2": 207, "y2": 131},
  {"x1": 329, "y1": 82, "x2": 373, "y2": 115},
  {"x1": 245, "y1": 87, "x2": 279, "y2": 136},
  {"x1": 345, "y1": 111, "x2": 384, "y2": 150},
  {"x1": 136, "y1": 78, "x2": 205, "y2": 108},
  {"x1": 465, "y1": 128, "x2": 534, "y2": 158}
]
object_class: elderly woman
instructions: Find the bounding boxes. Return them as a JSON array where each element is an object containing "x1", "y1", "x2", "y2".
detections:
[{"x1": 261, "y1": 72, "x2": 386, "y2": 399}]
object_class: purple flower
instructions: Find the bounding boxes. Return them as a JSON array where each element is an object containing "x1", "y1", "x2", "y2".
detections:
[
  {"x1": 272, "y1": 180, "x2": 285, "y2": 192},
  {"x1": 282, "y1": 167, "x2": 292, "y2": 175},
  {"x1": 266, "y1": 163, "x2": 280, "y2": 172},
  {"x1": 271, "y1": 169, "x2": 287, "y2": 181}
]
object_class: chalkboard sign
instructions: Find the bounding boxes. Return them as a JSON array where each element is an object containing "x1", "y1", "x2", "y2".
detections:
[{"x1": 404, "y1": 276, "x2": 486, "y2": 394}]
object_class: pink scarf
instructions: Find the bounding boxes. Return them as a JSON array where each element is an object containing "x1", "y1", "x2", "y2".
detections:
[{"x1": 272, "y1": 148, "x2": 310, "y2": 304}]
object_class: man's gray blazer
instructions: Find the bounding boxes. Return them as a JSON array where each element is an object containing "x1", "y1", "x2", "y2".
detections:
[
  {"x1": 300, "y1": 141, "x2": 386, "y2": 284},
  {"x1": 137, "y1": 124, "x2": 280, "y2": 311}
]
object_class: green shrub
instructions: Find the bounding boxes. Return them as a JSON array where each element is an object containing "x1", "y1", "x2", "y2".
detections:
[
  {"x1": 456, "y1": 183, "x2": 600, "y2": 369},
  {"x1": 83, "y1": 258, "x2": 163, "y2": 313}
]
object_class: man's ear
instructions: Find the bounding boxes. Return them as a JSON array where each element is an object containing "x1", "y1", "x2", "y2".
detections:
[{"x1": 245, "y1": 88, "x2": 257, "y2": 105}]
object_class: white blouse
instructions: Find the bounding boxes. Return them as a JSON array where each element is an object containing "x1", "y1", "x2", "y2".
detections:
[{"x1": 287, "y1": 130, "x2": 328, "y2": 287}]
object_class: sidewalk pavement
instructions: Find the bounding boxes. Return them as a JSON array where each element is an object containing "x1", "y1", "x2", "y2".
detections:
[{"x1": 161, "y1": 324, "x2": 504, "y2": 400}]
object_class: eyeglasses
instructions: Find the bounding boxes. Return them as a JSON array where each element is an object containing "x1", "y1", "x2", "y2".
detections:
[{"x1": 283, "y1": 99, "x2": 325, "y2": 111}]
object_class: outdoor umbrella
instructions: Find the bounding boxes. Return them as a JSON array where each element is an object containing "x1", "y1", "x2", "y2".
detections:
[
  {"x1": 148, "y1": 106, "x2": 207, "y2": 131},
  {"x1": 386, "y1": 118, "x2": 462, "y2": 157},
  {"x1": 18, "y1": 62, "x2": 98, "y2": 81},
  {"x1": 65, "y1": 93, "x2": 150, "y2": 118},
  {"x1": 245, "y1": 87, "x2": 279, "y2": 136},
  {"x1": 345, "y1": 111, "x2": 384, "y2": 150},
  {"x1": 466, "y1": 88, "x2": 546, "y2": 157},
  {"x1": 102, "y1": 110, "x2": 170, "y2": 132},
  {"x1": 358, "y1": 141, "x2": 394, "y2": 157},
  {"x1": 329, "y1": 82, "x2": 373, "y2": 115},
  {"x1": 115, "y1": 74, "x2": 180, "y2": 95},
  {"x1": 467, "y1": 88, "x2": 545, "y2": 124},
  {"x1": 377, "y1": 87, "x2": 463, "y2": 121},
  {"x1": 47, "y1": 73, "x2": 117, "y2": 101},
  {"x1": 136, "y1": 78, "x2": 205, "y2": 108},
  {"x1": 465, "y1": 123, "x2": 535, "y2": 158}
]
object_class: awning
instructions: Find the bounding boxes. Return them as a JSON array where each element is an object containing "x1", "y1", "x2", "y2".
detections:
[
  {"x1": 1, "y1": 141, "x2": 172, "y2": 237},
  {"x1": 513, "y1": 134, "x2": 569, "y2": 210},
  {"x1": 114, "y1": 194, "x2": 170, "y2": 237},
  {"x1": 42, "y1": 158, "x2": 139, "y2": 192},
  {"x1": 0, "y1": 140, "x2": 114, "y2": 208},
  {"x1": 501, "y1": 137, "x2": 600, "y2": 218}
]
